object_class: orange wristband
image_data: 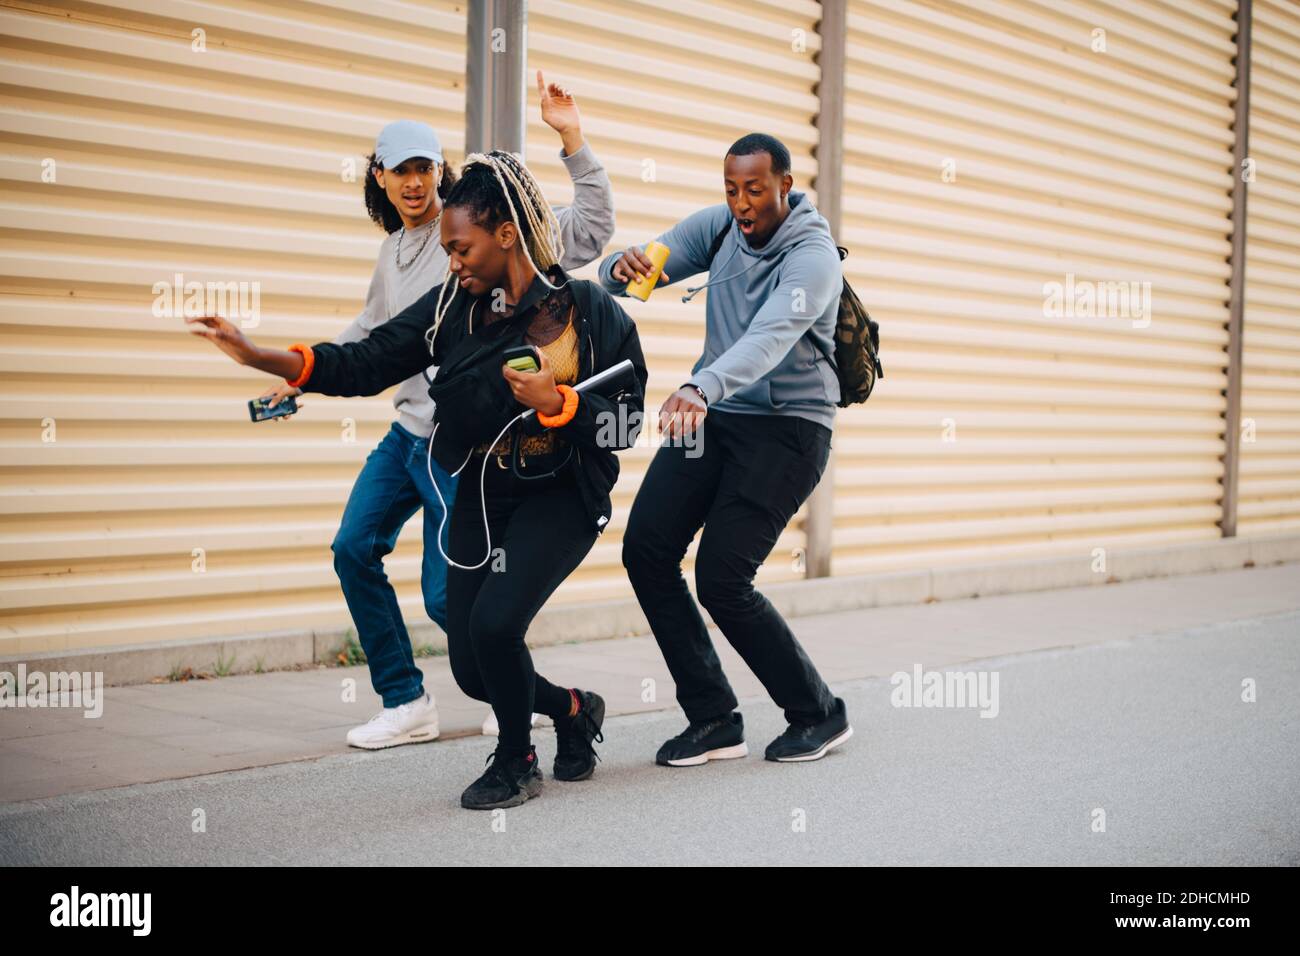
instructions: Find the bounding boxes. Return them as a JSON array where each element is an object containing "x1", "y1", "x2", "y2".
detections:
[
  {"x1": 286, "y1": 344, "x2": 315, "y2": 388},
  {"x1": 537, "y1": 384, "x2": 578, "y2": 428}
]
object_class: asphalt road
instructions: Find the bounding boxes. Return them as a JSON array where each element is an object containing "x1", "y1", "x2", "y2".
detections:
[{"x1": 2, "y1": 610, "x2": 1297, "y2": 866}]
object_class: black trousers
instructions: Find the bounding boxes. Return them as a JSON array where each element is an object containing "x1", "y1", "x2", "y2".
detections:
[
  {"x1": 622, "y1": 409, "x2": 836, "y2": 725},
  {"x1": 444, "y1": 449, "x2": 598, "y2": 754}
]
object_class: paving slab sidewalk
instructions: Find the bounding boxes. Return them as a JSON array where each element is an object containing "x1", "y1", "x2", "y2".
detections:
[{"x1": 2, "y1": 561, "x2": 1297, "y2": 804}]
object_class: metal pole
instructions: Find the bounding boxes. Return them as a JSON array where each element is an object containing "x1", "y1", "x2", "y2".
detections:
[
  {"x1": 1222, "y1": 0, "x2": 1252, "y2": 537},
  {"x1": 805, "y1": 0, "x2": 847, "y2": 579},
  {"x1": 465, "y1": 0, "x2": 528, "y2": 156}
]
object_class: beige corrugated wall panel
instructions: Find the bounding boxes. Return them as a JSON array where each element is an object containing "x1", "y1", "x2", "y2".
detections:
[
  {"x1": 524, "y1": 0, "x2": 825, "y2": 602},
  {"x1": 837, "y1": 0, "x2": 1239, "y2": 575},
  {"x1": 0, "y1": 0, "x2": 467, "y2": 654},
  {"x1": 1240, "y1": 0, "x2": 1300, "y2": 535}
]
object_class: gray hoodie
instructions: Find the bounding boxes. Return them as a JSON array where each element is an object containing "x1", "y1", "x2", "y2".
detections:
[
  {"x1": 597, "y1": 190, "x2": 841, "y2": 430},
  {"x1": 334, "y1": 144, "x2": 617, "y2": 438}
]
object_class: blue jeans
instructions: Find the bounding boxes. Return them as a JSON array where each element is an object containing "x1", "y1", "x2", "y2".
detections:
[{"x1": 331, "y1": 421, "x2": 459, "y2": 708}]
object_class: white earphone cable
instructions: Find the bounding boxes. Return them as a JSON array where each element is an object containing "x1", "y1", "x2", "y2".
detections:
[{"x1": 425, "y1": 412, "x2": 528, "y2": 571}]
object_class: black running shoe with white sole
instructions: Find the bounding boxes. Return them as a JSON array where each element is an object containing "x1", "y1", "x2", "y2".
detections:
[
  {"x1": 764, "y1": 697, "x2": 852, "y2": 762},
  {"x1": 460, "y1": 746, "x2": 543, "y2": 810},
  {"x1": 553, "y1": 689, "x2": 605, "y2": 781},
  {"x1": 655, "y1": 712, "x2": 748, "y2": 767}
]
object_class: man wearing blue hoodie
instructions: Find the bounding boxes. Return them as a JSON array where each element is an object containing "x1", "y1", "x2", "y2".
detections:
[{"x1": 598, "y1": 133, "x2": 852, "y2": 767}]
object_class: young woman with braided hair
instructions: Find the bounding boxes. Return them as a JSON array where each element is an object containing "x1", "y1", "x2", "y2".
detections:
[
  {"x1": 255, "y1": 74, "x2": 615, "y2": 753},
  {"x1": 189, "y1": 150, "x2": 648, "y2": 810}
]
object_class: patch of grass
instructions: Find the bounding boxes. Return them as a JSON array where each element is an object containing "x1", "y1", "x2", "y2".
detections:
[
  {"x1": 162, "y1": 665, "x2": 215, "y2": 682},
  {"x1": 336, "y1": 633, "x2": 366, "y2": 667},
  {"x1": 414, "y1": 643, "x2": 446, "y2": 658},
  {"x1": 253, "y1": 655, "x2": 266, "y2": 674},
  {"x1": 213, "y1": 648, "x2": 236, "y2": 677}
]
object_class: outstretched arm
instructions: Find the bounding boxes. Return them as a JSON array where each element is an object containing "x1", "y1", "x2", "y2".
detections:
[
  {"x1": 537, "y1": 71, "x2": 617, "y2": 269},
  {"x1": 596, "y1": 204, "x2": 731, "y2": 295},
  {"x1": 298, "y1": 284, "x2": 445, "y2": 396},
  {"x1": 187, "y1": 315, "x2": 309, "y2": 381},
  {"x1": 188, "y1": 284, "x2": 445, "y2": 398}
]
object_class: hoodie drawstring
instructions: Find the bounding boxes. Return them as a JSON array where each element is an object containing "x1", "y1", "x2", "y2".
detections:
[{"x1": 681, "y1": 234, "x2": 790, "y2": 303}]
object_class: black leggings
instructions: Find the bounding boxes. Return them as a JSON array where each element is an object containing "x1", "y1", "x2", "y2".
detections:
[{"x1": 444, "y1": 450, "x2": 599, "y2": 754}]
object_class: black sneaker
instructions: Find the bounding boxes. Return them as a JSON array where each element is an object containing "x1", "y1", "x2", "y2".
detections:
[
  {"x1": 460, "y1": 745, "x2": 543, "y2": 810},
  {"x1": 764, "y1": 697, "x2": 852, "y2": 762},
  {"x1": 553, "y1": 689, "x2": 605, "y2": 782},
  {"x1": 655, "y1": 712, "x2": 748, "y2": 767}
]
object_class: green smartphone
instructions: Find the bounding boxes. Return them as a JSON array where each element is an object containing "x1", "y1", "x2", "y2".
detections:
[{"x1": 503, "y1": 344, "x2": 541, "y2": 373}]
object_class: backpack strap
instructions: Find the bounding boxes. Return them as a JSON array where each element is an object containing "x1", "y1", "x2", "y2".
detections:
[
  {"x1": 703, "y1": 224, "x2": 843, "y2": 389},
  {"x1": 706, "y1": 223, "x2": 730, "y2": 266},
  {"x1": 810, "y1": 246, "x2": 851, "y2": 372}
]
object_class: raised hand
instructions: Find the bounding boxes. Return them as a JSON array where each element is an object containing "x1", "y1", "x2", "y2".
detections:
[{"x1": 537, "y1": 70, "x2": 583, "y2": 155}]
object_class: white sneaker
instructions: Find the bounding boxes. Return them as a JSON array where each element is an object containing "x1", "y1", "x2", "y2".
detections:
[
  {"x1": 346, "y1": 692, "x2": 440, "y2": 750},
  {"x1": 481, "y1": 709, "x2": 543, "y2": 736}
]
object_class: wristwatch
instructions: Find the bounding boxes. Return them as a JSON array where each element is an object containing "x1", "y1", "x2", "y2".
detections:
[{"x1": 681, "y1": 382, "x2": 709, "y2": 406}]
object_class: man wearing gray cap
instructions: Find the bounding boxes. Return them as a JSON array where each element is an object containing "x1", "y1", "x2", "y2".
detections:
[{"x1": 259, "y1": 72, "x2": 616, "y2": 749}]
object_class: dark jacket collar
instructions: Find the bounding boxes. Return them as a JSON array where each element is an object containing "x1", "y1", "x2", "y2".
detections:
[{"x1": 492, "y1": 263, "x2": 571, "y2": 323}]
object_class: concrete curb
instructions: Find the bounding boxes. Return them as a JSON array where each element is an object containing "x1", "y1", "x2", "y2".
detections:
[{"x1": 6, "y1": 532, "x2": 1298, "y2": 687}]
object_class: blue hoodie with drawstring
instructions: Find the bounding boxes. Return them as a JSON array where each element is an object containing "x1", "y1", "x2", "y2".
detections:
[{"x1": 596, "y1": 190, "x2": 841, "y2": 430}]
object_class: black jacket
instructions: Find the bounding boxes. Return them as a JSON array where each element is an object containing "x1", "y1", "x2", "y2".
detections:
[{"x1": 301, "y1": 266, "x2": 649, "y2": 534}]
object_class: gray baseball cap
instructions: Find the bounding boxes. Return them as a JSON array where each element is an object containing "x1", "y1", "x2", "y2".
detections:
[{"x1": 374, "y1": 120, "x2": 444, "y2": 168}]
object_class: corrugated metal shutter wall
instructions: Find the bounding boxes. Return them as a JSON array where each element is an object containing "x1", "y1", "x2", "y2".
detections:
[
  {"x1": 1240, "y1": 0, "x2": 1300, "y2": 536},
  {"x1": 837, "y1": 0, "x2": 1242, "y2": 575},
  {"x1": 3, "y1": 0, "x2": 1287, "y2": 659},
  {"x1": 1, "y1": 0, "x2": 467, "y2": 652}
]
